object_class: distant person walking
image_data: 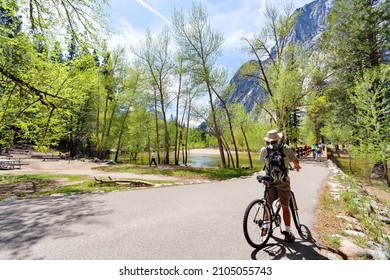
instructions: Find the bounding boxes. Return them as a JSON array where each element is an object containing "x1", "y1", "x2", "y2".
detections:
[
  {"x1": 315, "y1": 144, "x2": 322, "y2": 162},
  {"x1": 311, "y1": 143, "x2": 316, "y2": 159},
  {"x1": 150, "y1": 150, "x2": 157, "y2": 167}
]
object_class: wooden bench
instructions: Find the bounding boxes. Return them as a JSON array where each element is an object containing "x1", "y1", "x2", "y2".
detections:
[
  {"x1": 42, "y1": 155, "x2": 61, "y2": 161},
  {"x1": 9, "y1": 149, "x2": 30, "y2": 155}
]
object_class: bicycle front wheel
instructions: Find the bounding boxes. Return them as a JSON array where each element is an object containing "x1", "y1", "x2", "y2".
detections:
[{"x1": 243, "y1": 199, "x2": 272, "y2": 248}]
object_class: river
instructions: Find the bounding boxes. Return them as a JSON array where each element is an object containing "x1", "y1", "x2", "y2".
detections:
[{"x1": 117, "y1": 148, "x2": 261, "y2": 168}]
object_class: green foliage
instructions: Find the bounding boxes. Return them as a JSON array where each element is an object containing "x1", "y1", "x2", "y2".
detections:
[
  {"x1": 341, "y1": 189, "x2": 360, "y2": 216},
  {"x1": 328, "y1": 235, "x2": 341, "y2": 250},
  {"x1": 0, "y1": 0, "x2": 109, "y2": 152},
  {"x1": 319, "y1": 0, "x2": 389, "y2": 132},
  {"x1": 1, "y1": 0, "x2": 388, "y2": 175},
  {"x1": 348, "y1": 66, "x2": 390, "y2": 183},
  {"x1": 242, "y1": 3, "x2": 310, "y2": 143},
  {"x1": 338, "y1": 175, "x2": 389, "y2": 244},
  {"x1": 315, "y1": 0, "x2": 390, "y2": 185}
]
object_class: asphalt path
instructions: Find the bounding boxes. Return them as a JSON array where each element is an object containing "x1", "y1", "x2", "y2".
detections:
[{"x1": 0, "y1": 159, "x2": 329, "y2": 260}]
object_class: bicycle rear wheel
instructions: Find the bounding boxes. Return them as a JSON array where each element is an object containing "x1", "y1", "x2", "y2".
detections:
[
  {"x1": 243, "y1": 199, "x2": 272, "y2": 248},
  {"x1": 289, "y1": 192, "x2": 303, "y2": 235}
]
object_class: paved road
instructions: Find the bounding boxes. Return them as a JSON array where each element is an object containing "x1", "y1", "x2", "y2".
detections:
[{"x1": 0, "y1": 159, "x2": 329, "y2": 260}]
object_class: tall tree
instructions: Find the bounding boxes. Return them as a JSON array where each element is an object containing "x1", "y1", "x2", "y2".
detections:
[
  {"x1": 320, "y1": 0, "x2": 389, "y2": 185},
  {"x1": 242, "y1": 3, "x2": 308, "y2": 143},
  {"x1": 132, "y1": 28, "x2": 173, "y2": 164},
  {"x1": 0, "y1": 0, "x2": 110, "y2": 150},
  {"x1": 172, "y1": 3, "x2": 227, "y2": 167},
  {"x1": 350, "y1": 66, "x2": 389, "y2": 186},
  {"x1": 113, "y1": 64, "x2": 143, "y2": 162},
  {"x1": 320, "y1": 0, "x2": 389, "y2": 127}
]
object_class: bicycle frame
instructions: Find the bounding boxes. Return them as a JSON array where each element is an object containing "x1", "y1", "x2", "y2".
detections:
[
  {"x1": 243, "y1": 174, "x2": 304, "y2": 248},
  {"x1": 261, "y1": 180, "x2": 283, "y2": 234}
]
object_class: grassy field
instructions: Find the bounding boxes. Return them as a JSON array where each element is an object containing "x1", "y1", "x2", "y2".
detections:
[
  {"x1": 0, "y1": 164, "x2": 255, "y2": 201},
  {"x1": 95, "y1": 164, "x2": 255, "y2": 180}
]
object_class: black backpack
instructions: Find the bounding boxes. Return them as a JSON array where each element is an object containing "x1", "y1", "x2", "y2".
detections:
[{"x1": 265, "y1": 144, "x2": 287, "y2": 183}]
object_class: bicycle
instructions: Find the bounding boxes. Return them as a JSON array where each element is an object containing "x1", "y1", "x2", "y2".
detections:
[{"x1": 243, "y1": 175, "x2": 303, "y2": 248}]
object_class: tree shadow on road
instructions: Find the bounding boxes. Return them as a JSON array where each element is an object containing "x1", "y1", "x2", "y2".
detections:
[
  {"x1": 0, "y1": 194, "x2": 112, "y2": 259},
  {"x1": 250, "y1": 225, "x2": 329, "y2": 260}
]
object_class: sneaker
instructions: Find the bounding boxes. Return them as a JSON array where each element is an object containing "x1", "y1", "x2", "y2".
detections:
[
  {"x1": 261, "y1": 228, "x2": 268, "y2": 237},
  {"x1": 282, "y1": 231, "x2": 295, "y2": 243}
]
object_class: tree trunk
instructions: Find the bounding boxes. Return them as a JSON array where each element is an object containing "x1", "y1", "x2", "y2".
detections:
[
  {"x1": 206, "y1": 83, "x2": 225, "y2": 167},
  {"x1": 183, "y1": 98, "x2": 192, "y2": 166},
  {"x1": 174, "y1": 62, "x2": 183, "y2": 165},
  {"x1": 95, "y1": 100, "x2": 100, "y2": 157},
  {"x1": 211, "y1": 86, "x2": 239, "y2": 168},
  {"x1": 241, "y1": 125, "x2": 253, "y2": 169},
  {"x1": 157, "y1": 84, "x2": 170, "y2": 165},
  {"x1": 114, "y1": 108, "x2": 130, "y2": 162},
  {"x1": 221, "y1": 138, "x2": 233, "y2": 168}
]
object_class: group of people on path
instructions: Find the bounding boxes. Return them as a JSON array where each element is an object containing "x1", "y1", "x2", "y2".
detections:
[{"x1": 311, "y1": 143, "x2": 325, "y2": 162}]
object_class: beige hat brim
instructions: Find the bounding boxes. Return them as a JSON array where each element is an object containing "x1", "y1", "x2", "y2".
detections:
[{"x1": 264, "y1": 132, "x2": 283, "y2": 142}]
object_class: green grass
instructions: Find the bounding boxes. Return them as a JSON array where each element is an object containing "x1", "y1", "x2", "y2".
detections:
[
  {"x1": 0, "y1": 173, "x2": 172, "y2": 201},
  {"x1": 338, "y1": 176, "x2": 389, "y2": 246},
  {"x1": 316, "y1": 185, "x2": 346, "y2": 250},
  {"x1": 0, "y1": 164, "x2": 254, "y2": 201},
  {"x1": 327, "y1": 235, "x2": 342, "y2": 250},
  {"x1": 334, "y1": 157, "x2": 389, "y2": 181},
  {"x1": 94, "y1": 164, "x2": 255, "y2": 180},
  {"x1": 341, "y1": 189, "x2": 360, "y2": 216},
  {"x1": 1, "y1": 163, "x2": 256, "y2": 202},
  {"x1": 0, "y1": 173, "x2": 85, "y2": 183},
  {"x1": 315, "y1": 173, "x2": 389, "y2": 253}
]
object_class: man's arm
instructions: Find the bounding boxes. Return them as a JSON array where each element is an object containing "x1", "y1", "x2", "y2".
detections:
[
  {"x1": 284, "y1": 145, "x2": 301, "y2": 172},
  {"x1": 293, "y1": 159, "x2": 301, "y2": 172}
]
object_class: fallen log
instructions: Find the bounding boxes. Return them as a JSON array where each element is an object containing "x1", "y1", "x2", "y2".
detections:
[{"x1": 94, "y1": 177, "x2": 152, "y2": 187}]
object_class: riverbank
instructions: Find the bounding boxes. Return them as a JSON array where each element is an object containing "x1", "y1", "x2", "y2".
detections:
[{"x1": 189, "y1": 148, "x2": 221, "y2": 155}]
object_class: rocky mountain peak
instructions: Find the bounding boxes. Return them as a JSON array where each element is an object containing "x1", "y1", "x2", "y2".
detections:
[{"x1": 227, "y1": 0, "x2": 334, "y2": 112}]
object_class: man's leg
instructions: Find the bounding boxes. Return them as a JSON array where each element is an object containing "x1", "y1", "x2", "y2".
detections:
[
  {"x1": 278, "y1": 183, "x2": 295, "y2": 242},
  {"x1": 281, "y1": 204, "x2": 291, "y2": 228},
  {"x1": 281, "y1": 204, "x2": 295, "y2": 242}
]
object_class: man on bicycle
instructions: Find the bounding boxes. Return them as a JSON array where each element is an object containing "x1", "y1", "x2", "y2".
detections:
[{"x1": 259, "y1": 129, "x2": 301, "y2": 242}]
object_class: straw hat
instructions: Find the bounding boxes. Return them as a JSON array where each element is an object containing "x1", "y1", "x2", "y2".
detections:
[{"x1": 264, "y1": 129, "x2": 283, "y2": 142}]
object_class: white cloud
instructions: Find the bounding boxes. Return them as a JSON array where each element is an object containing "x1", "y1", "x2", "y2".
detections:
[
  {"x1": 106, "y1": 18, "x2": 146, "y2": 60},
  {"x1": 106, "y1": 0, "x2": 315, "y2": 76},
  {"x1": 207, "y1": 1, "x2": 265, "y2": 49}
]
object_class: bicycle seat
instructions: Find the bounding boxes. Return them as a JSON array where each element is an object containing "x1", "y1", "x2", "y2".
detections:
[{"x1": 256, "y1": 175, "x2": 271, "y2": 183}]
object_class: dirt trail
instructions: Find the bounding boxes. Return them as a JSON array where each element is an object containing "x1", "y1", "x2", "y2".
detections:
[{"x1": 0, "y1": 158, "x2": 188, "y2": 183}]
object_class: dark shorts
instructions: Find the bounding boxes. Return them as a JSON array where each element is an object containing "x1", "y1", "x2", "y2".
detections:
[{"x1": 267, "y1": 181, "x2": 291, "y2": 206}]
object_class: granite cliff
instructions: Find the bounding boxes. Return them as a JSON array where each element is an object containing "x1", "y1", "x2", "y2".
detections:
[{"x1": 227, "y1": 0, "x2": 334, "y2": 112}]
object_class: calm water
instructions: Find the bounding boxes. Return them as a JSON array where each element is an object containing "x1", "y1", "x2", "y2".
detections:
[
  {"x1": 116, "y1": 150, "x2": 261, "y2": 168},
  {"x1": 186, "y1": 153, "x2": 221, "y2": 167}
]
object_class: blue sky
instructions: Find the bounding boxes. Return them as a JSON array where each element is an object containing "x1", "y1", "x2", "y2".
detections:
[{"x1": 106, "y1": 0, "x2": 316, "y2": 78}]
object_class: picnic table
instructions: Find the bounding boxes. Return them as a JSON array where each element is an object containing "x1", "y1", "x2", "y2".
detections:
[{"x1": 0, "y1": 159, "x2": 28, "y2": 170}]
